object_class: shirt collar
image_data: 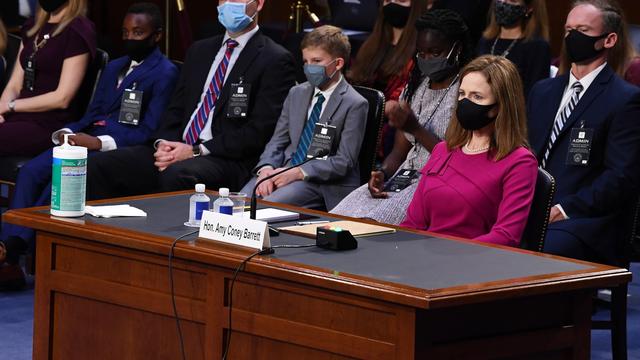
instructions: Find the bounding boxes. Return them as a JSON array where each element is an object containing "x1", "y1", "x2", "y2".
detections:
[
  {"x1": 223, "y1": 25, "x2": 260, "y2": 49},
  {"x1": 568, "y1": 62, "x2": 607, "y2": 92},
  {"x1": 313, "y1": 74, "x2": 343, "y2": 100}
]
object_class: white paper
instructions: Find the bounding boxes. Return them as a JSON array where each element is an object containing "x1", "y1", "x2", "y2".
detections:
[
  {"x1": 242, "y1": 208, "x2": 299, "y2": 223},
  {"x1": 85, "y1": 205, "x2": 147, "y2": 218}
]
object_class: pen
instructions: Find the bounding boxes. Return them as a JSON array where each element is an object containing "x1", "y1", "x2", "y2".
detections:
[{"x1": 296, "y1": 220, "x2": 330, "y2": 225}]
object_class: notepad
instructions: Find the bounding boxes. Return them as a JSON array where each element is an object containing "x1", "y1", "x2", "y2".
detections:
[
  {"x1": 279, "y1": 220, "x2": 396, "y2": 239},
  {"x1": 242, "y1": 208, "x2": 300, "y2": 223}
]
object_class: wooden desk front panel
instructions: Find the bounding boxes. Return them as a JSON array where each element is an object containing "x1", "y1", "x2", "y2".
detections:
[{"x1": 33, "y1": 232, "x2": 416, "y2": 359}]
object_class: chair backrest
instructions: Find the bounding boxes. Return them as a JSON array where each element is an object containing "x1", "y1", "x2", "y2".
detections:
[
  {"x1": 77, "y1": 48, "x2": 109, "y2": 114},
  {"x1": 2, "y1": 33, "x2": 21, "y2": 89},
  {"x1": 520, "y1": 168, "x2": 556, "y2": 252},
  {"x1": 352, "y1": 85, "x2": 385, "y2": 185}
]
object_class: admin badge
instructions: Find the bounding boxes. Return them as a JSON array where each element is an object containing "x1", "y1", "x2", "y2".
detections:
[
  {"x1": 578, "y1": 131, "x2": 585, "y2": 139},
  {"x1": 129, "y1": 92, "x2": 136, "y2": 100},
  {"x1": 321, "y1": 128, "x2": 329, "y2": 135}
]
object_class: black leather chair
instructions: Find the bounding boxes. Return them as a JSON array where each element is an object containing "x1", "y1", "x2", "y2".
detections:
[
  {"x1": 519, "y1": 167, "x2": 556, "y2": 252},
  {"x1": 0, "y1": 48, "x2": 109, "y2": 210},
  {"x1": 591, "y1": 196, "x2": 640, "y2": 360},
  {"x1": 352, "y1": 85, "x2": 385, "y2": 186}
]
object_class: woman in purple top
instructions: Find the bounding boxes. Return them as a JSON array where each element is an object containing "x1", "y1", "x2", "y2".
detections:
[
  {"x1": 401, "y1": 55, "x2": 537, "y2": 247},
  {"x1": 0, "y1": 0, "x2": 96, "y2": 156}
]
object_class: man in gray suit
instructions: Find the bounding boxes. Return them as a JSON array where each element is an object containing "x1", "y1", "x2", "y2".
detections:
[{"x1": 241, "y1": 25, "x2": 368, "y2": 210}]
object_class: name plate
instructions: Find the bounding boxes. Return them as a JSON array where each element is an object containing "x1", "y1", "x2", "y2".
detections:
[{"x1": 199, "y1": 211, "x2": 270, "y2": 250}]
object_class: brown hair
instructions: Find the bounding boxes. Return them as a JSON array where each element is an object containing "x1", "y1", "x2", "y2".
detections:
[
  {"x1": 483, "y1": 0, "x2": 549, "y2": 42},
  {"x1": 348, "y1": 1, "x2": 427, "y2": 85},
  {"x1": 301, "y1": 25, "x2": 351, "y2": 63},
  {"x1": 27, "y1": 0, "x2": 87, "y2": 38},
  {"x1": 445, "y1": 55, "x2": 529, "y2": 161},
  {"x1": 0, "y1": 19, "x2": 6, "y2": 56},
  {"x1": 558, "y1": 0, "x2": 635, "y2": 77}
]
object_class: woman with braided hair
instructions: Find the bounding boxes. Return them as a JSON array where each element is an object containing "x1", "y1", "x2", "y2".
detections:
[{"x1": 332, "y1": 9, "x2": 471, "y2": 225}]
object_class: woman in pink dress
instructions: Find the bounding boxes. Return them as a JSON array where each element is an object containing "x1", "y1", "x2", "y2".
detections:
[{"x1": 401, "y1": 55, "x2": 538, "y2": 247}]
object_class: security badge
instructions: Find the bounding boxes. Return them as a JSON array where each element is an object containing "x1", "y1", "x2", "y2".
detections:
[
  {"x1": 384, "y1": 169, "x2": 419, "y2": 192},
  {"x1": 566, "y1": 127, "x2": 594, "y2": 166},
  {"x1": 306, "y1": 123, "x2": 337, "y2": 160},
  {"x1": 119, "y1": 85, "x2": 143, "y2": 125},
  {"x1": 24, "y1": 58, "x2": 37, "y2": 92},
  {"x1": 226, "y1": 83, "x2": 251, "y2": 118}
]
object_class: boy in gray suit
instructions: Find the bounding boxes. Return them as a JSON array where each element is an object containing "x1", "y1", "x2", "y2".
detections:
[{"x1": 241, "y1": 25, "x2": 368, "y2": 210}]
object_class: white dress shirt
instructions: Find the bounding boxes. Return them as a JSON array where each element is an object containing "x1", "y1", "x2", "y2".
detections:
[
  {"x1": 182, "y1": 26, "x2": 260, "y2": 155},
  {"x1": 554, "y1": 62, "x2": 607, "y2": 219}
]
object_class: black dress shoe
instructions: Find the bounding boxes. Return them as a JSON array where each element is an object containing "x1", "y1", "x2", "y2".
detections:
[{"x1": 0, "y1": 263, "x2": 26, "y2": 291}]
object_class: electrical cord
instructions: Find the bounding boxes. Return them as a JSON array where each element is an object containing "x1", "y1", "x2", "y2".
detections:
[
  {"x1": 222, "y1": 243, "x2": 316, "y2": 359},
  {"x1": 169, "y1": 229, "x2": 199, "y2": 360}
]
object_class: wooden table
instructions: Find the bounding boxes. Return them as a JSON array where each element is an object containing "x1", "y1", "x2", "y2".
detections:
[{"x1": 3, "y1": 192, "x2": 631, "y2": 359}]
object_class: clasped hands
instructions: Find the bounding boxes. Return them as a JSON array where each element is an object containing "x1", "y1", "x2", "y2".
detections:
[
  {"x1": 154, "y1": 140, "x2": 194, "y2": 171},
  {"x1": 254, "y1": 166, "x2": 303, "y2": 197}
]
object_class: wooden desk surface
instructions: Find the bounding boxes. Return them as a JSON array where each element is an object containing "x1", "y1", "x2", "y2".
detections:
[
  {"x1": 4, "y1": 191, "x2": 630, "y2": 309},
  {"x1": 3, "y1": 191, "x2": 631, "y2": 359}
]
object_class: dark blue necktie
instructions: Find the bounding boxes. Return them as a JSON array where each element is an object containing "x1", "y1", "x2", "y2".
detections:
[{"x1": 291, "y1": 93, "x2": 325, "y2": 165}]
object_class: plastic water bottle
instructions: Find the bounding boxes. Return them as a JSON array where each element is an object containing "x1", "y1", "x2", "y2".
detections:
[
  {"x1": 213, "y1": 188, "x2": 234, "y2": 215},
  {"x1": 187, "y1": 183, "x2": 210, "y2": 227}
]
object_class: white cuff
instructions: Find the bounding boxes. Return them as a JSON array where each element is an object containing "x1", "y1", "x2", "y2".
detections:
[
  {"x1": 555, "y1": 204, "x2": 569, "y2": 219},
  {"x1": 200, "y1": 144, "x2": 210, "y2": 156},
  {"x1": 97, "y1": 135, "x2": 117, "y2": 152},
  {"x1": 52, "y1": 128, "x2": 73, "y2": 144}
]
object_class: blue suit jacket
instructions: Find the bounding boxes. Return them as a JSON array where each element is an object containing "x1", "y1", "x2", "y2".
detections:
[
  {"x1": 64, "y1": 48, "x2": 178, "y2": 147},
  {"x1": 527, "y1": 64, "x2": 640, "y2": 263}
]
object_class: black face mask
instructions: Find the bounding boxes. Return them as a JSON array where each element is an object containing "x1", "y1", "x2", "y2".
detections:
[
  {"x1": 39, "y1": 0, "x2": 67, "y2": 13},
  {"x1": 123, "y1": 33, "x2": 157, "y2": 62},
  {"x1": 383, "y1": 3, "x2": 411, "y2": 29},
  {"x1": 416, "y1": 43, "x2": 459, "y2": 82},
  {"x1": 495, "y1": 1, "x2": 527, "y2": 27},
  {"x1": 456, "y1": 98, "x2": 497, "y2": 130},
  {"x1": 565, "y1": 29, "x2": 608, "y2": 64}
]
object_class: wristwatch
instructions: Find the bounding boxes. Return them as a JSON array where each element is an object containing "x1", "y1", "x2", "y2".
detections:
[
  {"x1": 8, "y1": 100, "x2": 16, "y2": 112},
  {"x1": 192, "y1": 144, "x2": 202, "y2": 157}
]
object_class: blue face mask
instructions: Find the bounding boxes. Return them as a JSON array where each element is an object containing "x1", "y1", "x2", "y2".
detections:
[
  {"x1": 217, "y1": 0, "x2": 256, "y2": 34},
  {"x1": 304, "y1": 59, "x2": 338, "y2": 88}
]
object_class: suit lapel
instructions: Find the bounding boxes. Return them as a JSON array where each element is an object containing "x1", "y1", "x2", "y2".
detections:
[
  {"x1": 292, "y1": 84, "x2": 316, "y2": 146},
  {"x1": 557, "y1": 66, "x2": 612, "y2": 138},
  {"x1": 108, "y1": 50, "x2": 163, "y2": 110},
  {"x1": 318, "y1": 79, "x2": 347, "y2": 125},
  {"x1": 212, "y1": 32, "x2": 264, "y2": 119},
  {"x1": 103, "y1": 57, "x2": 131, "y2": 110}
]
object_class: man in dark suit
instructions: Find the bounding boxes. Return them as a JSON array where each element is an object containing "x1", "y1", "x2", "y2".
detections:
[
  {"x1": 86, "y1": 0, "x2": 296, "y2": 199},
  {"x1": 527, "y1": 0, "x2": 640, "y2": 265},
  {"x1": 0, "y1": 2, "x2": 178, "y2": 289}
]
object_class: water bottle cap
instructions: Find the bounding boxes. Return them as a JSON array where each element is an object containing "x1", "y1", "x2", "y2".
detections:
[
  {"x1": 219, "y1": 187, "x2": 229, "y2": 197},
  {"x1": 195, "y1": 183, "x2": 206, "y2": 193}
]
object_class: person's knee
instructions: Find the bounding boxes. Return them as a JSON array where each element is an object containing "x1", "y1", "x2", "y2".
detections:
[
  {"x1": 158, "y1": 163, "x2": 199, "y2": 192},
  {"x1": 543, "y1": 229, "x2": 588, "y2": 260}
]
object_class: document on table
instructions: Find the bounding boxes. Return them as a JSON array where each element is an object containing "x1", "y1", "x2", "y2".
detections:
[{"x1": 85, "y1": 205, "x2": 147, "y2": 218}]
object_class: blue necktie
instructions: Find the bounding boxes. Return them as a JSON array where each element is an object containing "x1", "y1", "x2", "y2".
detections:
[{"x1": 291, "y1": 93, "x2": 325, "y2": 165}]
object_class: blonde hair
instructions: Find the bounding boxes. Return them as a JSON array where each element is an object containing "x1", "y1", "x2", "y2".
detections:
[
  {"x1": 558, "y1": 0, "x2": 635, "y2": 77},
  {"x1": 445, "y1": 55, "x2": 529, "y2": 161},
  {"x1": 301, "y1": 25, "x2": 351, "y2": 62},
  {"x1": 483, "y1": 0, "x2": 550, "y2": 42},
  {"x1": 27, "y1": 0, "x2": 87, "y2": 38},
  {"x1": 0, "y1": 19, "x2": 7, "y2": 55}
]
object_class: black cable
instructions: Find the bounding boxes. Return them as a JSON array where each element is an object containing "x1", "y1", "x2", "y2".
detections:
[
  {"x1": 169, "y1": 229, "x2": 199, "y2": 360},
  {"x1": 222, "y1": 243, "x2": 316, "y2": 359},
  {"x1": 222, "y1": 247, "x2": 273, "y2": 360}
]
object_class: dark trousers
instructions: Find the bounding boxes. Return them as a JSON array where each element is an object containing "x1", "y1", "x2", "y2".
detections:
[{"x1": 86, "y1": 145, "x2": 255, "y2": 200}]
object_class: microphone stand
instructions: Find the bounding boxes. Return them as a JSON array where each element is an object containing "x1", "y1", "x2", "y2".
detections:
[{"x1": 250, "y1": 150, "x2": 328, "y2": 220}]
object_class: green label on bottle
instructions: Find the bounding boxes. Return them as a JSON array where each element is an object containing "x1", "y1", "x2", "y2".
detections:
[{"x1": 51, "y1": 158, "x2": 87, "y2": 212}]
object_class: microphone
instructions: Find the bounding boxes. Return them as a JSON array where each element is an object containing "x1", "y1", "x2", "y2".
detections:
[{"x1": 250, "y1": 149, "x2": 329, "y2": 220}]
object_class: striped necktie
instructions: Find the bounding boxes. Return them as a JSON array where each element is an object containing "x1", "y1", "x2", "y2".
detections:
[
  {"x1": 291, "y1": 93, "x2": 326, "y2": 165},
  {"x1": 541, "y1": 81, "x2": 583, "y2": 168},
  {"x1": 185, "y1": 39, "x2": 239, "y2": 145}
]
